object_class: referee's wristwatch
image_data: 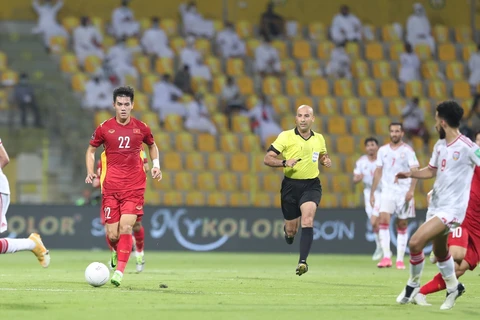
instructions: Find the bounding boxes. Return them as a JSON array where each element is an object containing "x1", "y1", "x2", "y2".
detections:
[{"x1": 282, "y1": 160, "x2": 286, "y2": 167}]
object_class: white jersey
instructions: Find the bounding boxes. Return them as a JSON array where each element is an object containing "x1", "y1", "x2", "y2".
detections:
[
  {"x1": 0, "y1": 139, "x2": 10, "y2": 195},
  {"x1": 428, "y1": 135, "x2": 480, "y2": 218},
  {"x1": 354, "y1": 155, "x2": 381, "y2": 194},
  {"x1": 376, "y1": 143, "x2": 419, "y2": 192}
]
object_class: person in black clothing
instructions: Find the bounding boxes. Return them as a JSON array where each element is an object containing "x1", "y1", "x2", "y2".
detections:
[
  {"x1": 260, "y1": 2, "x2": 285, "y2": 38},
  {"x1": 12, "y1": 73, "x2": 42, "y2": 128}
]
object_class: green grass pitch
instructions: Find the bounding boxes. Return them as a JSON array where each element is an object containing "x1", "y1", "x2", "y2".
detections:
[{"x1": 1, "y1": 251, "x2": 479, "y2": 320}]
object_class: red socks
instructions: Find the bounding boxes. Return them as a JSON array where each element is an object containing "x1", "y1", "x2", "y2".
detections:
[
  {"x1": 133, "y1": 226, "x2": 145, "y2": 252},
  {"x1": 419, "y1": 273, "x2": 446, "y2": 295},
  {"x1": 116, "y1": 234, "x2": 133, "y2": 273},
  {"x1": 0, "y1": 239, "x2": 8, "y2": 253}
]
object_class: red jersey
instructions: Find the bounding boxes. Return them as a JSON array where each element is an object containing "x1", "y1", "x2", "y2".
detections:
[
  {"x1": 90, "y1": 117, "x2": 154, "y2": 195},
  {"x1": 463, "y1": 166, "x2": 480, "y2": 234}
]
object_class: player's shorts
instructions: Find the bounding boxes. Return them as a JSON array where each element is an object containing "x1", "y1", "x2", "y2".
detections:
[
  {"x1": 425, "y1": 209, "x2": 463, "y2": 231},
  {"x1": 102, "y1": 189, "x2": 145, "y2": 225},
  {"x1": 364, "y1": 190, "x2": 380, "y2": 218},
  {"x1": 447, "y1": 225, "x2": 480, "y2": 271},
  {"x1": 0, "y1": 193, "x2": 10, "y2": 233},
  {"x1": 379, "y1": 190, "x2": 415, "y2": 219},
  {"x1": 280, "y1": 177, "x2": 322, "y2": 221}
]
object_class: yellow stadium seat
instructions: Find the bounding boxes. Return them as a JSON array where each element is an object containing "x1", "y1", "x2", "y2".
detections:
[
  {"x1": 212, "y1": 113, "x2": 228, "y2": 133},
  {"x1": 316, "y1": 42, "x2": 334, "y2": 59},
  {"x1": 421, "y1": 178, "x2": 435, "y2": 194},
  {"x1": 191, "y1": 77, "x2": 208, "y2": 93},
  {"x1": 226, "y1": 58, "x2": 244, "y2": 76},
  {"x1": 230, "y1": 192, "x2": 250, "y2": 207},
  {"x1": 319, "y1": 193, "x2": 339, "y2": 208},
  {"x1": 152, "y1": 131, "x2": 171, "y2": 152},
  {"x1": 161, "y1": 18, "x2": 178, "y2": 37},
  {"x1": 336, "y1": 135, "x2": 355, "y2": 155},
  {"x1": 60, "y1": 54, "x2": 78, "y2": 73},
  {"x1": 170, "y1": 37, "x2": 185, "y2": 54},
  {"x1": 213, "y1": 75, "x2": 226, "y2": 94},
  {"x1": 351, "y1": 116, "x2": 371, "y2": 135},
  {"x1": 207, "y1": 192, "x2": 228, "y2": 207},
  {"x1": 0, "y1": 52, "x2": 6, "y2": 71},
  {"x1": 246, "y1": 94, "x2": 259, "y2": 110},
  {"x1": 414, "y1": 43, "x2": 431, "y2": 61},
  {"x1": 103, "y1": 36, "x2": 115, "y2": 50},
  {"x1": 0, "y1": 89, "x2": 7, "y2": 110},
  {"x1": 341, "y1": 193, "x2": 362, "y2": 208},
  {"x1": 204, "y1": 94, "x2": 218, "y2": 114},
  {"x1": 382, "y1": 24, "x2": 401, "y2": 42},
  {"x1": 428, "y1": 81, "x2": 447, "y2": 99},
  {"x1": 197, "y1": 172, "x2": 217, "y2": 190},
  {"x1": 49, "y1": 35, "x2": 68, "y2": 54},
  {"x1": 133, "y1": 55, "x2": 150, "y2": 75},
  {"x1": 205, "y1": 56, "x2": 221, "y2": 76},
  {"x1": 186, "y1": 192, "x2": 206, "y2": 206},
  {"x1": 231, "y1": 153, "x2": 249, "y2": 173},
  {"x1": 342, "y1": 98, "x2": 361, "y2": 116},
  {"x1": 327, "y1": 116, "x2": 347, "y2": 135},
  {"x1": 155, "y1": 57, "x2": 173, "y2": 75},
  {"x1": 332, "y1": 174, "x2": 352, "y2": 193},
  {"x1": 366, "y1": 98, "x2": 385, "y2": 117},
  {"x1": 197, "y1": 133, "x2": 217, "y2": 152},
  {"x1": 140, "y1": 18, "x2": 151, "y2": 31},
  {"x1": 286, "y1": 77, "x2": 305, "y2": 96},
  {"x1": 324, "y1": 154, "x2": 341, "y2": 173},
  {"x1": 334, "y1": 79, "x2": 352, "y2": 97},
  {"x1": 405, "y1": 81, "x2": 424, "y2": 98},
  {"x1": 389, "y1": 42, "x2": 404, "y2": 60},
  {"x1": 453, "y1": 81, "x2": 470, "y2": 99},
  {"x1": 220, "y1": 133, "x2": 240, "y2": 152},
  {"x1": 125, "y1": 37, "x2": 139, "y2": 49},
  {"x1": 421, "y1": 61, "x2": 440, "y2": 80},
  {"x1": 433, "y1": 25, "x2": 449, "y2": 43},
  {"x1": 175, "y1": 132, "x2": 195, "y2": 152},
  {"x1": 301, "y1": 59, "x2": 321, "y2": 77},
  {"x1": 346, "y1": 42, "x2": 360, "y2": 60},
  {"x1": 152, "y1": 170, "x2": 171, "y2": 190},
  {"x1": 358, "y1": 79, "x2": 377, "y2": 97},
  {"x1": 293, "y1": 40, "x2": 312, "y2": 60},
  {"x1": 253, "y1": 193, "x2": 272, "y2": 207},
  {"x1": 280, "y1": 59, "x2": 297, "y2": 77},
  {"x1": 380, "y1": 79, "x2": 399, "y2": 97},
  {"x1": 241, "y1": 174, "x2": 260, "y2": 191},
  {"x1": 246, "y1": 38, "x2": 261, "y2": 57},
  {"x1": 281, "y1": 116, "x2": 293, "y2": 130},
  {"x1": 219, "y1": 172, "x2": 239, "y2": 191},
  {"x1": 71, "y1": 73, "x2": 88, "y2": 92},
  {"x1": 162, "y1": 151, "x2": 183, "y2": 171},
  {"x1": 295, "y1": 97, "x2": 314, "y2": 109},
  {"x1": 438, "y1": 43, "x2": 456, "y2": 61},
  {"x1": 455, "y1": 26, "x2": 471, "y2": 43},
  {"x1": 319, "y1": 97, "x2": 338, "y2": 115},
  {"x1": 232, "y1": 115, "x2": 251, "y2": 134},
  {"x1": 309, "y1": 22, "x2": 326, "y2": 41},
  {"x1": 236, "y1": 20, "x2": 253, "y2": 39},
  {"x1": 414, "y1": 194, "x2": 428, "y2": 209},
  {"x1": 262, "y1": 76, "x2": 282, "y2": 95},
  {"x1": 94, "y1": 110, "x2": 112, "y2": 127},
  {"x1": 181, "y1": 94, "x2": 193, "y2": 104},
  {"x1": 372, "y1": 61, "x2": 392, "y2": 79},
  {"x1": 142, "y1": 74, "x2": 158, "y2": 94},
  {"x1": 195, "y1": 38, "x2": 211, "y2": 56},
  {"x1": 174, "y1": 172, "x2": 194, "y2": 191},
  {"x1": 164, "y1": 114, "x2": 183, "y2": 132},
  {"x1": 140, "y1": 112, "x2": 160, "y2": 129},
  {"x1": 365, "y1": 42, "x2": 384, "y2": 61},
  {"x1": 271, "y1": 95, "x2": 291, "y2": 115},
  {"x1": 272, "y1": 40, "x2": 287, "y2": 59},
  {"x1": 462, "y1": 43, "x2": 476, "y2": 61},
  {"x1": 163, "y1": 191, "x2": 183, "y2": 206},
  {"x1": 310, "y1": 78, "x2": 330, "y2": 97},
  {"x1": 374, "y1": 116, "x2": 391, "y2": 135},
  {"x1": 83, "y1": 55, "x2": 101, "y2": 74},
  {"x1": 242, "y1": 134, "x2": 261, "y2": 152},
  {"x1": 62, "y1": 16, "x2": 79, "y2": 32},
  {"x1": 207, "y1": 152, "x2": 227, "y2": 171},
  {"x1": 90, "y1": 16, "x2": 104, "y2": 32},
  {"x1": 263, "y1": 173, "x2": 281, "y2": 192},
  {"x1": 352, "y1": 60, "x2": 370, "y2": 79},
  {"x1": 185, "y1": 152, "x2": 205, "y2": 171},
  {"x1": 388, "y1": 98, "x2": 406, "y2": 117},
  {"x1": 253, "y1": 152, "x2": 274, "y2": 172},
  {"x1": 446, "y1": 62, "x2": 464, "y2": 80}
]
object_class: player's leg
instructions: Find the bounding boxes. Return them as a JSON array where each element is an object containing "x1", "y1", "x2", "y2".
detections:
[
  {"x1": 284, "y1": 217, "x2": 300, "y2": 244},
  {"x1": 280, "y1": 178, "x2": 300, "y2": 245},
  {"x1": 366, "y1": 193, "x2": 382, "y2": 260},
  {"x1": 111, "y1": 213, "x2": 137, "y2": 286},
  {"x1": 103, "y1": 196, "x2": 120, "y2": 270},
  {"x1": 395, "y1": 197, "x2": 414, "y2": 270},
  {"x1": 377, "y1": 192, "x2": 394, "y2": 267},
  {"x1": 133, "y1": 219, "x2": 145, "y2": 272}
]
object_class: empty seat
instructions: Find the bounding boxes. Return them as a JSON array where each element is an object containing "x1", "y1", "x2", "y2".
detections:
[
  {"x1": 358, "y1": 79, "x2": 377, "y2": 97},
  {"x1": 336, "y1": 135, "x2": 355, "y2": 155},
  {"x1": 219, "y1": 172, "x2": 239, "y2": 191},
  {"x1": 164, "y1": 114, "x2": 183, "y2": 132},
  {"x1": 271, "y1": 95, "x2": 291, "y2": 115},
  {"x1": 351, "y1": 116, "x2": 370, "y2": 135},
  {"x1": 366, "y1": 98, "x2": 386, "y2": 117},
  {"x1": 319, "y1": 97, "x2": 338, "y2": 115},
  {"x1": 207, "y1": 192, "x2": 228, "y2": 207},
  {"x1": 175, "y1": 132, "x2": 195, "y2": 152},
  {"x1": 161, "y1": 18, "x2": 178, "y2": 37},
  {"x1": 433, "y1": 25, "x2": 449, "y2": 43},
  {"x1": 263, "y1": 173, "x2": 281, "y2": 192},
  {"x1": 293, "y1": 40, "x2": 312, "y2": 60},
  {"x1": 365, "y1": 42, "x2": 384, "y2": 60},
  {"x1": 280, "y1": 59, "x2": 297, "y2": 77},
  {"x1": 352, "y1": 60, "x2": 370, "y2": 79},
  {"x1": 236, "y1": 20, "x2": 253, "y2": 38},
  {"x1": 446, "y1": 62, "x2": 464, "y2": 80},
  {"x1": 286, "y1": 77, "x2": 305, "y2": 96},
  {"x1": 163, "y1": 192, "x2": 184, "y2": 206},
  {"x1": 421, "y1": 61, "x2": 440, "y2": 80},
  {"x1": 242, "y1": 134, "x2": 262, "y2": 152},
  {"x1": 153, "y1": 131, "x2": 172, "y2": 152},
  {"x1": 455, "y1": 25, "x2": 471, "y2": 43},
  {"x1": 414, "y1": 43, "x2": 432, "y2": 61},
  {"x1": 230, "y1": 192, "x2": 250, "y2": 207},
  {"x1": 197, "y1": 172, "x2": 217, "y2": 191},
  {"x1": 428, "y1": 81, "x2": 447, "y2": 99},
  {"x1": 327, "y1": 116, "x2": 347, "y2": 134},
  {"x1": 374, "y1": 116, "x2": 391, "y2": 135},
  {"x1": 237, "y1": 76, "x2": 254, "y2": 95},
  {"x1": 241, "y1": 174, "x2": 260, "y2": 192},
  {"x1": 60, "y1": 54, "x2": 78, "y2": 73},
  {"x1": 342, "y1": 98, "x2": 361, "y2": 116},
  {"x1": 186, "y1": 192, "x2": 206, "y2": 206},
  {"x1": 310, "y1": 78, "x2": 330, "y2": 96},
  {"x1": 163, "y1": 152, "x2": 183, "y2": 171},
  {"x1": 372, "y1": 61, "x2": 391, "y2": 79},
  {"x1": 389, "y1": 42, "x2": 404, "y2": 60},
  {"x1": 207, "y1": 152, "x2": 227, "y2": 171},
  {"x1": 230, "y1": 152, "x2": 249, "y2": 172},
  {"x1": 453, "y1": 81, "x2": 470, "y2": 99},
  {"x1": 174, "y1": 172, "x2": 194, "y2": 191},
  {"x1": 232, "y1": 115, "x2": 251, "y2": 134},
  {"x1": 382, "y1": 25, "x2": 401, "y2": 42},
  {"x1": 438, "y1": 43, "x2": 456, "y2": 61},
  {"x1": 262, "y1": 76, "x2": 282, "y2": 95},
  {"x1": 197, "y1": 133, "x2": 217, "y2": 152},
  {"x1": 185, "y1": 152, "x2": 205, "y2": 171},
  {"x1": 155, "y1": 57, "x2": 173, "y2": 75},
  {"x1": 380, "y1": 80, "x2": 399, "y2": 97},
  {"x1": 301, "y1": 59, "x2": 321, "y2": 77},
  {"x1": 334, "y1": 79, "x2": 353, "y2": 97},
  {"x1": 316, "y1": 42, "x2": 334, "y2": 59},
  {"x1": 309, "y1": 22, "x2": 326, "y2": 41},
  {"x1": 226, "y1": 58, "x2": 245, "y2": 76},
  {"x1": 405, "y1": 80, "x2": 424, "y2": 98}
]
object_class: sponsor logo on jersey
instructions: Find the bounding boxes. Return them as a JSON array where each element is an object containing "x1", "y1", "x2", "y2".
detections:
[
  {"x1": 108, "y1": 129, "x2": 115, "y2": 133},
  {"x1": 453, "y1": 151, "x2": 460, "y2": 161},
  {"x1": 136, "y1": 206, "x2": 143, "y2": 210}
]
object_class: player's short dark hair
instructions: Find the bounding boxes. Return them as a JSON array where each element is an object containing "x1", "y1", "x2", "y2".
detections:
[
  {"x1": 364, "y1": 137, "x2": 379, "y2": 146},
  {"x1": 113, "y1": 86, "x2": 134, "y2": 103},
  {"x1": 389, "y1": 122, "x2": 403, "y2": 131},
  {"x1": 436, "y1": 100, "x2": 463, "y2": 128}
]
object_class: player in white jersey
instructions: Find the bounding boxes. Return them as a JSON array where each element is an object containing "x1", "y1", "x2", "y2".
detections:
[
  {"x1": 353, "y1": 137, "x2": 383, "y2": 260},
  {"x1": 370, "y1": 123, "x2": 419, "y2": 270},
  {"x1": 0, "y1": 138, "x2": 50, "y2": 267},
  {"x1": 395, "y1": 100, "x2": 480, "y2": 310}
]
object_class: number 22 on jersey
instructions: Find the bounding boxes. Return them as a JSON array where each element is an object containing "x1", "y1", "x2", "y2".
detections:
[{"x1": 118, "y1": 136, "x2": 131, "y2": 149}]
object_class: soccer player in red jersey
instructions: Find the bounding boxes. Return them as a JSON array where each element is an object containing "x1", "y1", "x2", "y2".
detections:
[
  {"x1": 85, "y1": 86, "x2": 161, "y2": 286},
  {"x1": 413, "y1": 131, "x2": 480, "y2": 306}
]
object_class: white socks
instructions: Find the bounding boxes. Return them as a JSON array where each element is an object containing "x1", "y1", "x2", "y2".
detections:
[
  {"x1": 437, "y1": 254, "x2": 458, "y2": 292},
  {"x1": 374, "y1": 232, "x2": 381, "y2": 250},
  {"x1": 0, "y1": 238, "x2": 35, "y2": 254},
  {"x1": 408, "y1": 252, "x2": 425, "y2": 287},
  {"x1": 396, "y1": 227, "x2": 408, "y2": 262},
  {"x1": 379, "y1": 224, "x2": 391, "y2": 258}
]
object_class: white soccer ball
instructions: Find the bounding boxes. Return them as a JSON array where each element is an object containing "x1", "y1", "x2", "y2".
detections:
[{"x1": 85, "y1": 262, "x2": 110, "y2": 287}]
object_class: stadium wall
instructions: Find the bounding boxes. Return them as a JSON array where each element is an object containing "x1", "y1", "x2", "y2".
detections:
[
  {"x1": 0, "y1": 0, "x2": 470, "y2": 27},
  {"x1": 6, "y1": 205, "x2": 431, "y2": 254}
]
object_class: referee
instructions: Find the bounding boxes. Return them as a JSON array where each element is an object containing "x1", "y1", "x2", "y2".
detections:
[{"x1": 264, "y1": 105, "x2": 331, "y2": 276}]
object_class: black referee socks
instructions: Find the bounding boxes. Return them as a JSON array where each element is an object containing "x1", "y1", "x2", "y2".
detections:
[{"x1": 299, "y1": 227, "x2": 313, "y2": 263}]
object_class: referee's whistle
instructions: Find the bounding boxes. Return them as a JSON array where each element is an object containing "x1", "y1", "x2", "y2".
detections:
[{"x1": 297, "y1": 159, "x2": 302, "y2": 161}]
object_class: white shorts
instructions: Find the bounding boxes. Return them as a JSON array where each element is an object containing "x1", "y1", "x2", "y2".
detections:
[
  {"x1": 425, "y1": 209, "x2": 463, "y2": 232},
  {"x1": 0, "y1": 193, "x2": 10, "y2": 233},
  {"x1": 379, "y1": 190, "x2": 415, "y2": 219},
  {"x1": 364, "y1": 190, "x2": 380, "y2": 218}
]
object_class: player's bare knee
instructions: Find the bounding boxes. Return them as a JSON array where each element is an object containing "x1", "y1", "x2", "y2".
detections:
[
  {"x1": 301, "y1": 216, "x2": 314, "y2": 227},
  {"x1": 408, "y1": 235, "x2": 424, "y2": 253},
  {"x1": 119, "y1": 224, "x2": 133, "y2": 235},
  {"x1": 379, "y1": 212, "x2": 390, "y2": 225},
  {"x1": 285, "y1": 226, "x2": 297, "y2": 237},
  {"x1": 133, "y1": 222, "x2": 142, "y2": 232},
  {"x1": 396, "y1": 219, "x2": 408, "y2": 229},
  {"x1": 107, "y1": 231, "x2": 119, "y2": 242}
]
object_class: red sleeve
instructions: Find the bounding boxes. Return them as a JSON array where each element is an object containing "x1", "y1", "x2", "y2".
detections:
[
  {"x1": 142, "y1": 123, "x2": 155, "y2": 145},
  {"x1": 90, "y1": 126, "x2": 104, "y2": 147}
]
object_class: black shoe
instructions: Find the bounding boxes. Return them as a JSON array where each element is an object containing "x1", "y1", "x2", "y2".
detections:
[{"x1": 284, "y1": 226, "x2": 294, "y2": 245}]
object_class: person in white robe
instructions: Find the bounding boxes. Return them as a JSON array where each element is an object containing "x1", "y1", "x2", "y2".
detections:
[
  {"x1": 326, "y1": 42, "x2": 351, "y2": 79},
  {"x1": 254, "y1": 36, "x2": 281, "y2": 76},
  {"x1": 32, "y1": 0, "x2": 63, "y2": 35},
  {"x1": 141, "y1": 17, "x2": 174, "y2": 58},
  {"x1": 216, "y1": 22, "x2": 246, "y2": 58},
  {"x1": 73, "y1": 16, "x2": 104, "y2": 66},
  {"x1": 111, "y1": 0, "x2": 140, "y2": 39},
  {"x1": 190, "y1": 56, "x2": 212, "y2": 82},
  {"x1": 179, "y1": 1, "x2": 215, "y2": 39},
  {"x1": 152, "y1": 74, "x2": 186, "y2": 121},
  {"x1": 83, "y1": 72, "x2": 113, "y2": 110},
  {"x1": 406, "y1": 3, "x2": 435, "y2": 52},
  {"x1": 43, "y1": 21, "x2": 69, "y2": 51},
  {"x1": 330, "y1": 5, "x2": 362, "y2": 44},
  {"x1": 106, "y1": 37, "x2": 139, "y2": 85},
  {"x1": 184, "y1": 93, "x2": 217, "y2": 135},
  {"x1": 469, "y1": 44, "x2": 480, "y2": 92},
  {"x1": 248, "y1": 95, "x2": 281, "y2": 146},
  {"x1": 180, "y1": 36, "x2": 202, "y2": 70},
  {"x1": 399, "y1": 42, "x2": 420, "y2": 84}
]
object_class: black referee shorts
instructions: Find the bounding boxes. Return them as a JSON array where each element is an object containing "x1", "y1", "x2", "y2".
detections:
[{"x1": 280, "y1": 176, "x2": 322, "y2": 221}]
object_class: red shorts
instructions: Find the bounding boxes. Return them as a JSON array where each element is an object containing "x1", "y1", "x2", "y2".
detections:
[
  {"x1": 101, "y1": 189, "x2": 145, "y2": 225},
  {"x1": 448, "y1": 226, "x2": 480, "y2": 271}
]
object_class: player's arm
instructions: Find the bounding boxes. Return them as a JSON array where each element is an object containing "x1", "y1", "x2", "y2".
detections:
[
  {"x1": 264, "y1": 131, "x2": 298, "y2": 167},
  {"x1": 147, "y1": 142, "x2": 159, "y2": 168},
  {"x1": 0, "y1": 139, "x2": 10, "y2": 169},
  {"x1": 396, "y1": 166, "x2": 436, "y2": 180},
  {"x1": 352, "y1": 159, "x2": 363, "y2": 184},
  {"x1": 319, "y1": 135, "x2": 331, "y2": 168},
  {"x1": 85, "y1": 145, "x2": 97, "y2": 183}
]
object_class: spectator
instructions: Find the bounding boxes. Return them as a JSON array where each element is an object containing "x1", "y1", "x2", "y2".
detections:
[
  {"x1": 402, "y1": 97, "x2": 429, "y2": 151},
  {"x1": 111, "y1": 0, "x2": 140, "y2": 39},
  {"x1": 216, "y1": 22, "x2": 246, "y2": 58},
  {"x1": 152, "y1": 74, "x2": 185, "y2": 121},
  {"x1": 248, "y1": 95, "x2": 281, "y2": 147},
  {"x1": 179, "y1": 1, "x2": 215, "y2": 39},
  {"x1": 73, "y1": 16, "x2": 104, "y2": 67},
  {"x1": 184, "y1": 93, "x2": 217, "y2": 135},
  {"x1": 469, "y1": 44, "x2": 480, "y2": 94},
  {"x1": 326, "y1": 41, "x2": 351, "y2": 79},
  {"x1": 106, "y1": 36, "x2": 139, "y2": 85},
  {"x1": 180, "y1": 36, "x2": 202, "y2": 70},
  {"x1": 31, "y1": 0, "x2": 63, "y2": 35},
  {"x1": 141, "y1": 17, "x2": 174, "y2": 59},
  {"x1": 399, "y1": 42, "x2": 420, "y2": 85},
  {"x1": 406, "y1": 3, "x2": 435, "y2": 52},
  {"x1": 190, "y1": 56, "x2": 212, "y2": 83},
  {"x1": 13, "y1": 73, "x2": 42, "y2": 128},
  {"x1": 83, "y1": 71, "x2": 112, "y2": 110},
  {"x1": 255, "y1": 35, "x2": 281, "y2": 77},
  {"x1": 174, "y1": 65, "x2": 193, "y2": 94},
  {"x1": 42, "y1": 19, "x2": 69, "y2": 53},
  {"x1": 221, "y1": 77, "x2": 247, "y2": 128},
  {"x1": 330, "y1": 5, "x2": 362, "y2": 44},
  {"x1": 260, "y1": 2, "x2": 285, "y2": 38}
]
